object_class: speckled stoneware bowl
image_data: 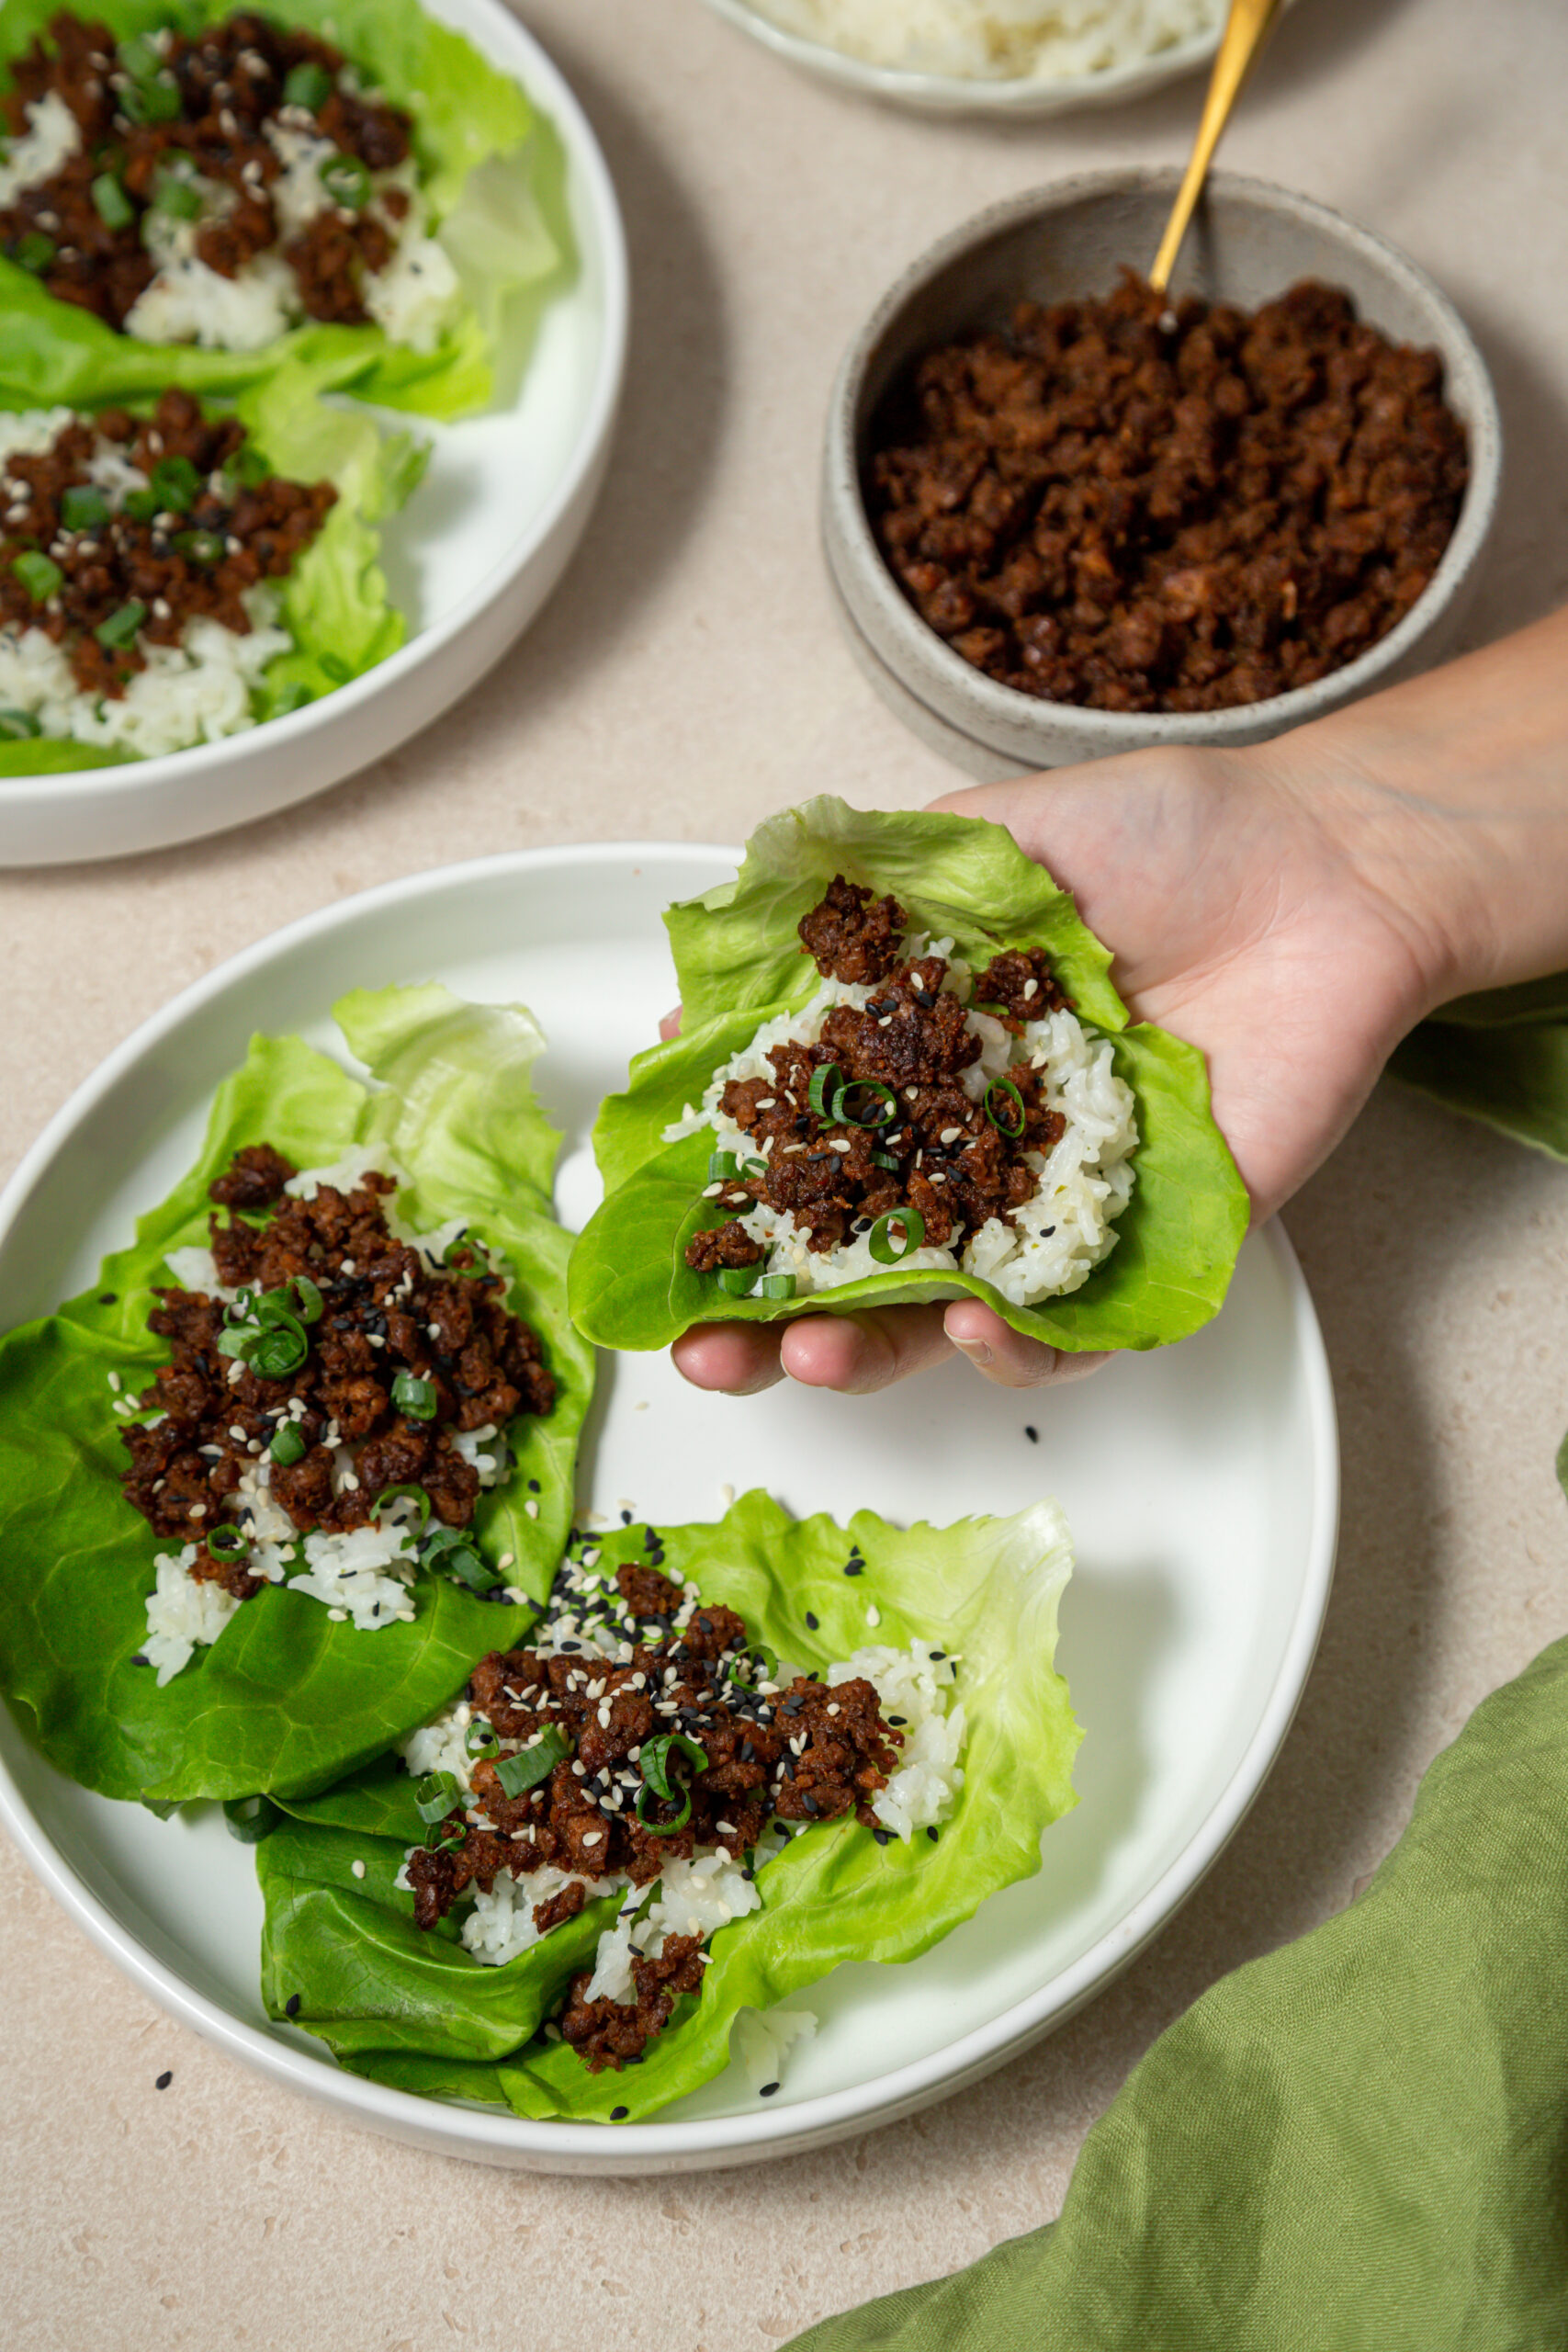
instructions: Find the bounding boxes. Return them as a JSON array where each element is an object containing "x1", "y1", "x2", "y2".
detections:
[{"x1": 822, "y1": 169, "x2": 1502, "y2": 779}]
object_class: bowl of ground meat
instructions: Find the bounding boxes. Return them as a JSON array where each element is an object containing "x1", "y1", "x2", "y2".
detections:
[{"x1": 822, "y1": 169, "x2": 1500, "y2": 778}]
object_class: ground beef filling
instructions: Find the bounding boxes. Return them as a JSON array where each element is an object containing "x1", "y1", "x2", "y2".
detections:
[
  {"x1": 119, "y1": 1143, "x2": 555, "y2": 1599},
  {"x1": 0, "y1": 388, "x2": 335, "y2": 698},
  {"x1": 2, "y1": 10, "x2": 412, "y2": 330},
  {"x1": 408, "y1": 1557, "x2": 902, "y2": 2071},
  {"x1": 864, "y1": 272, "x2": 1468, "y2": 714},
  {"x1": 684, "y1": 875, "x2": 1069, "y2": 1274}
]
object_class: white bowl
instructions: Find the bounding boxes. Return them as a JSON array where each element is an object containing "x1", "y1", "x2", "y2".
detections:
[
  {"x1": 822, "y1": 170, "x2": 1502, "y2": 778},
  {"x1": 0, "y1": 0, "x2": 628, "y2": 867},
  {"x1": 696, "y1": 0, "x2": 1223, "y2": 118},
  {"x1": 0, "y1": 841, "x2": 1338, "y2": 2172}
]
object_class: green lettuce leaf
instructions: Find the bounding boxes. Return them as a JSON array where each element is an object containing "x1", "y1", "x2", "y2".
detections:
[
  {"x1": 0, "y1": 361, "x2": 426, "y2": 775},
  {"x1": 258, "y1": 1488, "x2": 1080, "y2": 2126},
  {"x1": 0, "y1": 0, "x2": 566, "y2": 418},
  {"x1": 1390, "y1": 969, "x2": 1568, "y2": 1161},
  {"x1": 0, "y1": 983, "x2": 594, "y2": 1804},
  {"x1": 570, "y1": 797, "x2": 1247, "y2": 1356}
]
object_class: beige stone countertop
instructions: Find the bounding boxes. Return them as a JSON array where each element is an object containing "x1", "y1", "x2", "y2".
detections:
[{"x1": 5, "y1": 0, "x2": 1568, "y2": 2344}]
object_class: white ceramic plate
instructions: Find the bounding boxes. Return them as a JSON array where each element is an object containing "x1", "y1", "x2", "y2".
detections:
[
  {"x1": 0, "y1": 843, "x2": 1337, "y2": 2174},
  {"x1": 695, "y1": 0, "x2": 1221, "y2": 119},
  {"x1": 0, "y1": 1, "x2": 628, "y2": 867}
]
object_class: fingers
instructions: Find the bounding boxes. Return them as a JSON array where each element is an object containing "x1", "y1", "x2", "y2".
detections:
[
  {"x1": 659, "y1": 1004, "x2": 683, "y2": 1042},
  {"x1": 671, "y1": 1299, "x2": 1107, "y2": 1397}
]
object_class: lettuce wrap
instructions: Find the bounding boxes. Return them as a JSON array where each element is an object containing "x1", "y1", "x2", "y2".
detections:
[
  {"x1": 0, "y1": 0, "x2": 566, "y2": 419},
  {"x1": 570, "y1": 797, "x2": 1248, "y2": 1358},
  {"x1": 256, "y1": 1488, "x2": 1080, "y2": 2124},
  {"x1": 0, "y1": 981, "x2": 595, "y2": 1804},
  {"x1": 0, "y1": 358, "x2": 428, "y2": 776}
]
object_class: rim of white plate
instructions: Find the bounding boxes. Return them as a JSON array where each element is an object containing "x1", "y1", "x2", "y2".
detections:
[
  {"x1": 0, "y1": 0, "x2": 630, "y2": 818},
  {"x1": 0, "y1": 842, "x2": 1339, "y2": 2168}
]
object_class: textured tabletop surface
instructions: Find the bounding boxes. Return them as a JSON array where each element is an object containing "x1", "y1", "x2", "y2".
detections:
[{"x1": 5, "y1": 1, "x2": 1568, "y2": 2345}]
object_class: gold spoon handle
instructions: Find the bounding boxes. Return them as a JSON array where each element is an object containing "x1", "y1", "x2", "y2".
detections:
[{"x1": 1150, "y1": 0, "x2": 1287, "y2": 294}]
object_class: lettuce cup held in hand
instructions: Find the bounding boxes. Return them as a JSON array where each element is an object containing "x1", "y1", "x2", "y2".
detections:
[
  {"x1": 255, "y1": 1488, "x2": 1079, "y2": 2125},
  {"x1": 569, "y1": 798, "x2": 1248, "y2": 1361},
  {"x1": 0, "y1": 981, "x2": 594, "y2": 1806}
]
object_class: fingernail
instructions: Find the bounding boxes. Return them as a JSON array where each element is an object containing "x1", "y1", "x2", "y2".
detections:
[{"x1": 950, "y1": 1334, "x2": 992, "y2": 1367}]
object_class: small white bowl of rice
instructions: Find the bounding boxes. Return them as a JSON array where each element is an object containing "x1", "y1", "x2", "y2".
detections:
[{"x1": 695, "y1": 0, "x2": 1224, "y2": 116}]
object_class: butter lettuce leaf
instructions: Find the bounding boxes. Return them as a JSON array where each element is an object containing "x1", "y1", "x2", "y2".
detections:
[
  {"x1": 570, "y1": 797, "x2": 1247, "y2": 1356},
  {"x1": 258, "y1": 1489, "x2": 1079, "y2": 2125},
  {"x1": 0, "y1": 0, "x2": 565, "y2": 419},
  {"x1": 0, "y1": 983, "x2": 593, "y2": 1804}
]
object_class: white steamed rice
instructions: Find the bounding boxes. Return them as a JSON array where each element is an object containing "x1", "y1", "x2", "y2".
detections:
[
  {"x1": 743, "y1": 0, "x2": 1218, "y2": 79},
  {"x1": 664, "y1": 939, "x2": 1137, "y2": 1306}
]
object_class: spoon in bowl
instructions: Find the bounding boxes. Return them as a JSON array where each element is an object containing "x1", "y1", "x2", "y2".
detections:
[{"x1": 1150, "y1": 0, "x2": 1288, "y2": 293}]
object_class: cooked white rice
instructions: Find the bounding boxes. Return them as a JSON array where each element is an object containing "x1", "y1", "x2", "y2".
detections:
[
  {"x1": 134, "y1": 1157, "x2": 519, "y2": 1679},
  {"x1": 0, "y1": 91, "x2": 80, "y2": 206},
  {"x1": 395, "y1": 1551, "x2": 965, "y2": 2102},
  {"x1": 0, "y1": 408, "x2": 295, "y2": 757},
  {"x1": 744, "y1": 0, "x2": 1218, "y2": 79},
  {"x1": 664, "y1": 939, "x2": 1137, "y2": 1306}
]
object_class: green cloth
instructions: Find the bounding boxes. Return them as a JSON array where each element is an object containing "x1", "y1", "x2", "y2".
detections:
[
  {"x1": 1391, "y1": 972, "x2": 1568, "y2": 1159},
  {"x1": 787, "y1": 1627, "x2": 1568, "y2": 2351}
]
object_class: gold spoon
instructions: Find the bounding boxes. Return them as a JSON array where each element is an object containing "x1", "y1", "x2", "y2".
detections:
[{"x1": 1150, "y1": 0, "x2": 1288, "y2": 294}]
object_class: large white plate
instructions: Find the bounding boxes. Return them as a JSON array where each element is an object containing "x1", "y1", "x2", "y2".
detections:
[
  {"x1": 0, "y1": 843, "x2": 1337, "y2": 2173},
  {"x1": 0, "y1": 1, "x2": 628, "y2": 866},
  {"x1": 695, "y1": 0, "x2": 1221, "y2": 119}
]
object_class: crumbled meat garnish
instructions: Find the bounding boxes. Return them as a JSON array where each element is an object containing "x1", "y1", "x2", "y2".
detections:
[
  {"x1": 682, "y1": 876, "x2": 1067, "y2": 1270},
  {"x1": 864, "y1": 271, "x2": 1468, "y2": 713},
  {"x1": 403, "y1": 1547, "x2": 908, "y2": 2070},
  {"x1": 1, "y1": 10, "x2": 413, "y2": 332},
  {"x1": 0, "y1": 389, "x2": 335, "y2": 697},
  {"x1": 118, "y1": 1145, "x2": 555, "y2": 1592}
]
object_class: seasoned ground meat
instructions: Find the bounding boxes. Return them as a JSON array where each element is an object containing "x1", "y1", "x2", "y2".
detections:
[
  {"x1": 865, "y1": 272, "x2": 1468, "y2": 713},
  {"x1": 2, "y1": 11, "x2": 412, "y2": 332},
  {"x1": 558, "y1": 1936, "x2": 706, "y2": 2073},
  {"x1": 682, "y1": 877, "x2": 1067, "y2": 1272},
  {"x1": 404, "y1": 1545, "x2": 908, "y2": 2067},
  {"x1": 0, "y1": 389, "x2": 335, "y2": 698},
  {"x1": 118, "y1": 1144, "x2": 555, "y2": 1589}
]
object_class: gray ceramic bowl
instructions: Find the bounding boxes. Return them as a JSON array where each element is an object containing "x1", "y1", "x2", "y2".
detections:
[{"x1": 822, "y1": 169, "x2": 1502, "y2": 778}]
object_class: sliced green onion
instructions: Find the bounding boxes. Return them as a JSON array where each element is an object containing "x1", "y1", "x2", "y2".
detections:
[
  {"x1": 413, "y1": 1770, "x2": 462, "y2": 1825},
  {"x1": 205, "y1": 1523, "x2": 250, "y2": 1563},
  {"x1": 422, "y1": 1526, "x2": 491, "y2": 1591},
  {"x1": 321, "y1": 153, "x2": 371, "y2": 209},
  {"x1": 286, "y1": 1274, "x2": 323, "y2": 1323},
  {"x1": 983, "y1": 1076, "x2": 1027, "y2": 1137},
  {"x1": 807, "y1": 1063, "x2": 845, "y2": 1119},
  {"x1": 13, "y1": 551, "x2": 62, "y2": 603},
  {"x1": 374, "y1": 1483, "x2": 432, "y2": 1533},
  {"x1": 494, "y1": 1728, "x2": 570, "y2": 1797},
  {"x1": 152, "y1": 167, "x2": 204, "y2": 220},
  {"x1": 91, "y1": 171, "x2": 134, "y2": 231},
  {"x1": 750, "y1": 1642, "x2": 779, "y2": 1682},
  {"x1": 175, "y1": 526, "x2": 224, "y2": 565},
  {"x1": 216, "y1": 1325, "x2": 253, "y2": 1361},
  {"x1": 0, "y1": 709, "x2": 41, "y2": 741},
  {"x1": 13, "y1": 231, "x2": 56, "y2": 274},
  {"x1": 94, "y1": 600, "x2": 147, "y2": 651},
  {"x1": 321, "y1": 651, "x2": 352, "y2": 683},
  {"x1": 392, "y1": 1371, "x2": 437, "y2": 1420},
  {"x1": 634, "y1": 1782, "x2": 693, "y2": 1836},
  {"x1": 249, "y1": 1323, "x2": 308, "y2": 1379},
  {"x1": 442, "y1": 1231, "x2": 488, "y2": 1269},
  {"x1": 464, "y1": 1720, "x2": 501, "y2": 1761},
  {"x1": 639, "y1": 1732, "x2": 707, "y2": 1801},
  {"x1": 283, "y1": 61, "x2": 333, "y2": 110},
  {"x1": 222, "y1": 1794, "x2": 281, "y2": 1844},
  {"x1": 119, "y1": 73, "x2": 181, "y2": 124},
  {"x1": 269, "y1": 1422, "x2": 307, "y2": 1466},
  {"x1": 871, "y1": 1149, "x2": 900, "y2": 1173},
  {"x1": 868, "y1": 1208, "x2": 926, "y2": 1264},
  {"x1": 255, "y1": 1289, "x2": 305, "y2": 1330},
  {"x1": 61, "y1": 483, "x2": 109, "y2": 530},
  {"x1": 231, "y1": 441, "x2": 271, "y2": 488},
  {"x1": 754, "y1": 1273, "x2": 796, "y2": 1300},
  {"x1": 430, "y1": 1825, "x2": 468, "y2": 1852},
  {"x1": 715, "y1": 1267, "x2": 756, "y2": 1297},
  {"x1": 149, "y1": 455, "x2": 201, "y2": 513},
  {"x1": 121, "y1": 487, "x2": 161, "y2": 523},
  {"x1": 831, "y1": 1080, "x2": 897, "y2": 1128},
  {"x1": 272, "y1": 681, "x2": 311, "y2": 716},
  {"x1": 707, "y1": 1150, "x2": 740, "y2": 1180},
  {"x1": 117, "y1": 32, "x2": 164, "y2": 80}
]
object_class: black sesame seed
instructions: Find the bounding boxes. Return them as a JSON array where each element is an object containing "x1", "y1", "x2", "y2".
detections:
[
  {"x1": 844, "y1": 1563, "x2": 863, "y2": 1577},
  {"x1": 130, "y1": 1653, "x2": 150, "y2": 1667},
  {"x1": 927, "y1": 1826, "x2": 940, "y2": 1843},
  {"x1": 610, "y1": 2104, "x2": 629, "y2": 2120},
  {"x1": 98, "y1": 1291, "x2": 118, "y2": 1306},
  {"x1": 155, "y1": 2070, "x2": 173, "y2": 2089},
  {"x1": 872, "y1": 1826, "x2": 891, "y2": 1847},
  {"x1": 285, "y1": 1993, "x2": 301, "y2": 2018},
  {"x1": 620, "y1": 1510, "x2": 632, "y2": 1525},
  {"x1": 804, "y1": 1611, "x2": 818, "y2": 1631},
  {"x1": 759, "y1": 2081, "x2": 781, "y2": 2098},
  {"x1": 1024, "y1": 1425, "x2": 1039, "y2": 1443}
]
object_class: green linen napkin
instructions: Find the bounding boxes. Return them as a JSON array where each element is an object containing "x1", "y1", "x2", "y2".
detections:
[
  {"x1": 787, "y1": 1621, "x2": 1568, "y2": 2351},
  {"x1": 1391, "y1": 972, "x2": 1568, "y2": 1159}
]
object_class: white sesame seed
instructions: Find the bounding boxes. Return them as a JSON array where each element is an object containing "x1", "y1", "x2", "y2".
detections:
[
  {"x1": 189, "y1": 1503, "x2": 207, "y2": 1519},
  {"x1": 866, "y1": 1605, "x2": 880, "y2": 1627},
  {"x1": 107, "y1": 1372, "x2": 121, "y2": 1393},
  {"x1": 351, "y1": 1859, "x2": 366, "y2": 1879},
  {"x1": 327, "y1": 1607, "x2": 347, "y2": 1622},
  {"x1": 229, "y1": 1423, "x2": 247, "y2": 1442},
  {"x1": 940, "y1": 1127, "x2": 962, "y2": 1144},
  {"x1": 1023, "y1": 978, "x2": 1039, "y2": 999}
]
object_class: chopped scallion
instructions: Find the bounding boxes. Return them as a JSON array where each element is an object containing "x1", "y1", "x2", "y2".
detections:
[
  {"x1": 391, "y1": 1371, "x2": 437, "y2": 1420},
  {"x1": 268, "y1": 1423, "x2": 307, "y2": 1466},
  {"x1": 754, "y1": 1273, "x2": 796, "y2": 1299},
  {"x1": 61, "y1": 483, "x2": 109, "y2": 530},
  {"x1": 118, "y1": 73, "x2": 181, "y2": 124},
  {"x1": 831, "y1": 1079, "x2": 897, "y2": 1128},
  {"x1": 152, "y1": 167, "x2": 203, "y2": 220},
  {"x1": 422, "y1": 1526, "x2": 491, "y2": 1591},
  {"x1": 867, "y1": 1208, "x2": 926, "y2": 1264},
  {"x1": 283, "y1": 61, "x2": 333, "y2": 110},
  {"x1": 715, "y1": 1267, "x2": 756, "y2": 1296},
  {"x1": 373, "y1": 1482, "x2": 432, "y2": 1533},
  {"x1": 320, "y1": 153, "x2": 371, "y2": 209},
  {"x1": 0, "y1": 709, "x2": 41, "y2": 741},
  {"x1": 205, "y1": 1523, "x2": 250, "y2": 1564},
  {"x1": 413, "y1": 1769, "x2": 462, "y2": 1824},
  {"x1": 13, "y1": 551, "x2": 62, "y2": 603},
  {"x1": 122, "y1": 488, "x2": 161, "y2": 523},
  {"x1": 13, "y1": 231, "x2": 56, "y2": 274},
  {"x1": 495, "y1": 1728, "x2": 570, "y2": 1797},
  {"x1": 638, "y1": 1731, "x2": 707, "y2": 1801},
  {"x1": 634, "y1": 1782, "x2": 693, "y2": 1836},
  {"x1": 807, "y1": 1062, "x2": 845, "y2": 1119},
  {"x1": 464, "y1": 1720, "x2": 501, "y2": 1760},
  {"x1": 149, "y1": 455, "x2": 201, "y2": 513},
  {"x1": 90, "y1": 171, "x2": 134, "y2": 231},
  {"x1": 175, "y1": 526, "x2": 223, "y2": 565},
  {"x1": 983, "y1": 1076, "x2": 1027, "y2": 1137},
  {"x1": 94, "y1": 600, "x2": 147, "y2": 651}
]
